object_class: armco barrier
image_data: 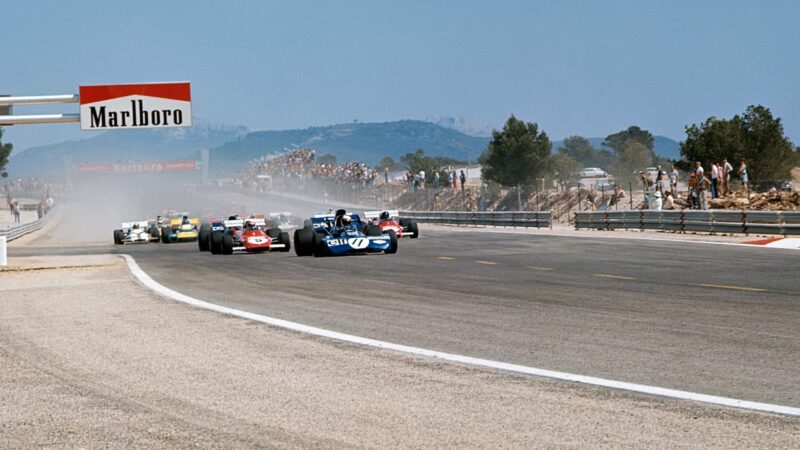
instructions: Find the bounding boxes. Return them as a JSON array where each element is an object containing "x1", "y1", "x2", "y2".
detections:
[
  {"x1": 575, "y1": 210, "x2": 800, "y2": 235},
  {"x1": 399, "y1": 211, "x2": 551, "y2": 228},
  {"x1": 0, "y1": 206, "x2": 57, "y2": 241}
]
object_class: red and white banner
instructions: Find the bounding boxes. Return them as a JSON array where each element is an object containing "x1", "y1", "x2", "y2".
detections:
[
  {"x1": 76, "y1": 160, "x2": 198, "y2": 173},
  {"x1": 79, "y1": 82, "x2": 191, "y2": 131}
]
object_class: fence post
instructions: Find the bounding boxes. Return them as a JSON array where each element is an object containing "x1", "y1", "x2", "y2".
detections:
[{"x1": 629, "y1": 182, "x2": 633, "y2": 210}]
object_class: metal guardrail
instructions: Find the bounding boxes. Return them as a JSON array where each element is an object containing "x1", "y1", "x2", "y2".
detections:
[
  {"x1": 574, "y1": 210, "x2": 800, "y2": 235},
  {"x1": 0, "y1": 206, "x2": 57, "y2": 241},
  {"x1": 399, "y1": 210, "x2": 551, "y2": 229}
]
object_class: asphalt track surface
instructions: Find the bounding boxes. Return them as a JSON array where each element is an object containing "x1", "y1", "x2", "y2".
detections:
[{"x1": 11, "y1": 186, "x2": 800, "y2": 410}]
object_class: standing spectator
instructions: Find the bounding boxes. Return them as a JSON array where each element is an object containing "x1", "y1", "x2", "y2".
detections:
[
  {"x1": 695, "y1": 161, "x2": 704, "y2": 177},
  {"x1": 639, "y1": 171, "x2": 649, "y2": 193},
  {"x1": 586, "y1": 188, "x2": 596, "y2": 211},
  {"x1": 459, "y1": 170, "x2": 466, "y2": 193},
  {"x1": 434, "y1": 171, "x2": 440, "y2": 189},
  {"x1": 722, "y1": 158, "x2": 733, "y2": 196},
  {"x1": 418, "y1": 170, "x2": 426, "y2": 190},
  {"x1": 448, "y1": 170, "x2": 454, "y2": 189},
  {"x1": 383, "y1": 167, "x2": 389, "y2": 184},
  {"x1": 696, "y1": 171, "x2": 711, "y2": 210},
  {"x1": 12, "y1": 200, "x2": 20, "y2": 223},
  {"x1": 710, "y1": 161, "x2": 719, "y2": 199},
  {"x1": 688, "y1": 172, "x2": 698, "y2": 208},
  {"x1": 669, "y1": 165, "x2": 679, "y2": 194},
  {"x1": 37, "y1": 201, "x2": 44, "y2": 219},
  {"x1": 655, "y1": 165, "x2": 665, "y2": 193},
  {"x1": 738, "y1": 159, "x2": 749, "y2": 194},
  {"x1": 452, "y1": 170, "x2": 458, "y2": 189}
]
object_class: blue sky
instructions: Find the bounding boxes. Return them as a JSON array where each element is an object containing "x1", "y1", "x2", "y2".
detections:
[{"x1": 2, "y1": 0, "x2": 799, "y2": 151}]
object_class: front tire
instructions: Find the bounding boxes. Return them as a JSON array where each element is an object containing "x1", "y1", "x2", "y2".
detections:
[
  {"x1": 385, "y1": 230, "x2": 398, "y2": 254},
  {"x1": 148, "y1": 226, "x2": 160, "y2": 242},
  {"x1": 222, "y1": 234, "x2": 234, "y2": 255},
  {"x1": 113, "y1": 229, "x2": 123, "y2": 245},
  {"x1": 293, "y1": 227, "x2": 314, "y2": 256},
  {"x1": 161, "y1": 227, "x2": 171, "y2": 244},
  {"x1": 408, "y1": 221, "x2": 419, "y2": 239},
  {"x1": 312, "y1": 232, "x2": 327, "y2": 257}
]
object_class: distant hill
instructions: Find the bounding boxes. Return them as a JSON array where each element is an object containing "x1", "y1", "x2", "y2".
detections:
[
  {"x1": 7, "y1": 122, "x2": 248, "y2": 178},
  {"x1": 551, "y1": 135, "x2": 681, "y2": 160},
  {"x1": 209, "y1": 120, "x2": 490, "y2": 175},
  {"x1": 425, "y1": 116, "x2": 493, "y2": 137}
]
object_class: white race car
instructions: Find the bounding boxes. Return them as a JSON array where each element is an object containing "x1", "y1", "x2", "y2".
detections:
[
  {"x1": 268, "y1": 212, "x2": 300, "y2": 230},
  {"x1": 113, "y1": 221, "x2": 159, "y2": 245}
]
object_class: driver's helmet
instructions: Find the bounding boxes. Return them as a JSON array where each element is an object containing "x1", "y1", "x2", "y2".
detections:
[
  {"x1": 228, "y1": 215, "x2": 238, "y2": 221},
  {"x1": 182, "y1": 215, "x2": 190, "y2": 224},
  {"x1": 379, "y1": 211, "x2": 390, "y2": 220},
  {"x1": 341, "y1": 216, "x2": 352, "y2": 227},
  {"x1": 244, "y1": 219, "x2": 256, "y2": 229},
  {"x1": 132, "y1": 223, "x2": 140, "y2": 230}
]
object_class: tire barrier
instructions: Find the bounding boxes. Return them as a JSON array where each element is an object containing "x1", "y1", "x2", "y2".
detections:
[
  {"x1": 399, "y1": 211, "x2": 551, "y2": 229},
  {"x1": 574, "y1": 209, "x2": 800, "y2": 235}
]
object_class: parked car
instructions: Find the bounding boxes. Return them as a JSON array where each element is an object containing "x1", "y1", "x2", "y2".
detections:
[{"x1": 579, "y1": 167, "x2": 607, "y2": 178}]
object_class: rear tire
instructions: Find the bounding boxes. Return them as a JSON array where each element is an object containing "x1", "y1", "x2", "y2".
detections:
[
  {"x1": 161, "y1": 227, "x2": 171, "y2": 244},
  {"x1": 148, "y1": 226, "x2": 160, "y2": 242},
  {"x1": 267, "y1": 228, "x2": 281, "y2": 239},
  {"x1": 198, "y1": 229, "x2": 210, "y2": 251},
  {"x1": 312, "y1": 232, "x2": 327, "y2": 257},
  {"x1": 385, "y1": 229, "x2": 398, "y2": 254},
  {"x1": 210, "y1": 231, "x2": 223, "y2": 255},
  {"x1": 222, "y1": 234, "x2": 234, "y2": 255},
  {"x1": 293, "y1": 227, "x2": 314, "y2": 256},
  {"x1": 408, "y1": 221, "x2": 419, "y2": 239},
  {"x1": 113, "y1": 229, "x2": 123, "y2": 245},
  {"x1": 399, "y1": 218, "x2": 410, "y2": 228},
  {"x1": 279, "y1": 231, "x2": 291, "y2": 252}
]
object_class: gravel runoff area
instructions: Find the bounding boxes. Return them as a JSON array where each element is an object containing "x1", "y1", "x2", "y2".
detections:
[{"x1": 1, "y1": 255, "x2": 798, "y2": 448}]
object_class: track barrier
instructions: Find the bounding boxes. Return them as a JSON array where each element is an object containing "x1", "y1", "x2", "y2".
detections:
[{"x1": 575, "y1": 210, "x2": 800, "y2": 235}]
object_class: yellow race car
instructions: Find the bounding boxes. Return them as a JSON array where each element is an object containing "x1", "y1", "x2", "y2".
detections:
[{"x1": 160, "y1": 215, "x2": 200, "y2": 243}]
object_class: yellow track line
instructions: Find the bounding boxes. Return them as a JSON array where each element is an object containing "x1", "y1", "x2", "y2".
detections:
[
  {"x1": 474, "y1": 260, "x2": 498, "y2": 265},
  {"x1": 436, "y1": 256, "x2": 456, "y2": 260},
  {"x1": 696, "y1": 283, "x2": 766, "y2": 292},
  {"x1": 527, "y1": 266, "x2": 553, "y2": 271},
  {"x1": 592, "y1": 273, "x2": 636, "y2": 280}
]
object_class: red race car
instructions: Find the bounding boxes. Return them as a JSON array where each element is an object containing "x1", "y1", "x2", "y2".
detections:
[
  {"x1": 364, "y1": 210, "x2": 419, "y2": 238},
  {"x1": 207, "y1": 217, "x2": 291, "y2": 255}
]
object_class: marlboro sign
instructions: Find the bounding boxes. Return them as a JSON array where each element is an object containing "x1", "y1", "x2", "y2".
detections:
[{"x1": 79, "y1": 82, "x2": 191, "y2": 130}]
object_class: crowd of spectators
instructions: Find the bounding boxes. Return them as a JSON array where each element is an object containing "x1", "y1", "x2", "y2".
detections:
[{"x1": 239, "y1": 149, "x2": 380, "y2": 189}]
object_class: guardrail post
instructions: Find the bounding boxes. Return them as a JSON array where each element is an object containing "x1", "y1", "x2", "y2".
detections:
[{"x1": 0, "y1": 236, "x2": 6, "y2": 267}]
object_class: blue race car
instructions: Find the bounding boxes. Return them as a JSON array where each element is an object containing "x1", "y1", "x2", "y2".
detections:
[{"x1": 294, "y1": 209, "x2": 398, "y2": 257}]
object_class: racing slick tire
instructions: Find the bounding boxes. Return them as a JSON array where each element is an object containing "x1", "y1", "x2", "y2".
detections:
[
  {"x1": 399, "y1": 218, "x2": 410, "y2": 228},
  {"x1": 222, "y1": 234, "x2": 234, "y2": 255},
  {"x1": 384, "y1": 229, "x2": 398, "y2": 254},
  {"x1": 312, "y1": 232, "x2": 327, "y2": 257},
  {"x1": 408, "y1": 221, "x2": 419, "y2": 239},
  {"x1": 148, "y1": 226, "x2": 160, "y2": 242},
  {"x1": 267, "y1": 228, "x2": 281, "y2": 239},
  {"x1": 113, "y1": 229, "x2": 123, "y2": 245},
  {"x1": 365, "y1": 224, "x2": 382, "y2": 236},
  {"x1": 198, "y1": 228, "x2": 210, "y2": 251},
  {"x1": 210, "y1": 231, "x2": 224, "y2": 255},
  {"x1": 279, "y1": 231, "x2": 291, "y2": 252},
  {"x1": 293, "y1": 227, "x2": 314, "y2": 256},
  {"x1": 161, "y1": 227, "x2": 171, "y2": 244}
]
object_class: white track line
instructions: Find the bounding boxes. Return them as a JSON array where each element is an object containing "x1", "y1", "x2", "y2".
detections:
[{"x1": 120, "y1": 254, "x2": 800, "y2": 417}]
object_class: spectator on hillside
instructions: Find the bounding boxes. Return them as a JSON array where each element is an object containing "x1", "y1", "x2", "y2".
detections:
[
  {"x1": 738, "y1": 159, "x2": 749, "y2": 194},
  {"x1": 384, "y1": 167, "x2": 389, "y2": 184},
  {"x1": 434, "y1": 171, "x2": 440, "y2": 189},
  {"x1": 655, "y1": 165, "x2": 665, "y2": 193},
  {"x1": 663, "y1": 190, "x2": 676, "y2": 210},
  {"x1": 639, "y1": 171, "x2": 649, "y2": 193},
  {"x1": 696, "y1": 171, "x2": 711, "y2": 210},
  {"x1": 688, "y1": 172, "x2": 698, "y2": 208},
  {"x1": 652, "y1": 191, "x2": 663, "y2": 210},
  {"x1": 695, "y1": 161, "x2": 704, "y2": 176},
  {"x1": 722, "y1": 158, "x2": 733, "y2": 196},
  {"x1": 710, "y1": 161, "x2": 719, "y2": 199},
  {"x1": 452, "y1": 170, "x2": 458, "y2": 189},
  {"x1": 12, "y1": 200, "x2": 20, "y2": 223},
  {"x1": 669, "y1": 165, "x2": 679, "y2": 194},
  {"x1": 459, "y1": 170, "x2": 466, "y2": 193}
]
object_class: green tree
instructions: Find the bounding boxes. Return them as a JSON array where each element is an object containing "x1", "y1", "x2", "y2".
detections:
[
  {"x1": 681, "y1": 105, "x2": 794, "y2": 183},
  {"x1": 316, "y1": 153, "x2": 337, "y2": 165},
  {"x1": 558, "y1": 135, "x2": 616, "y2": 169},
  {"x1": 480, "y1": 115, "x2": 551, "y2": 209},
  {"x1": 399, "y1": 149, "x2": 464, "y2": 185},
  {"x1": 0, "y1": 127, "x2": 12, "y2": 178},
  {"x1": 548, "y1": 151, "x2": 579, "y2": 188},
  {"x1": 609, "y1": 141, "x2": 652, "y2": 186},
  {"x1": 603, "y1": 126, "x2": 654, "y2": 155},
  {"x1": 376, "y1": 156, "x2": 404, "y2": 171}
]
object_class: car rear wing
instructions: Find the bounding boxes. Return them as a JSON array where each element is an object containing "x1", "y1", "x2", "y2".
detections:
[
  {"x1": 122, "y1": 221, "x2": 150, "y2": 229},
  {"x1": 363, "y1": 210, "x2": 399, "y2": 220},
  {"x1": 223, "y1": 218, "x2": 266, "y2": 228}
]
